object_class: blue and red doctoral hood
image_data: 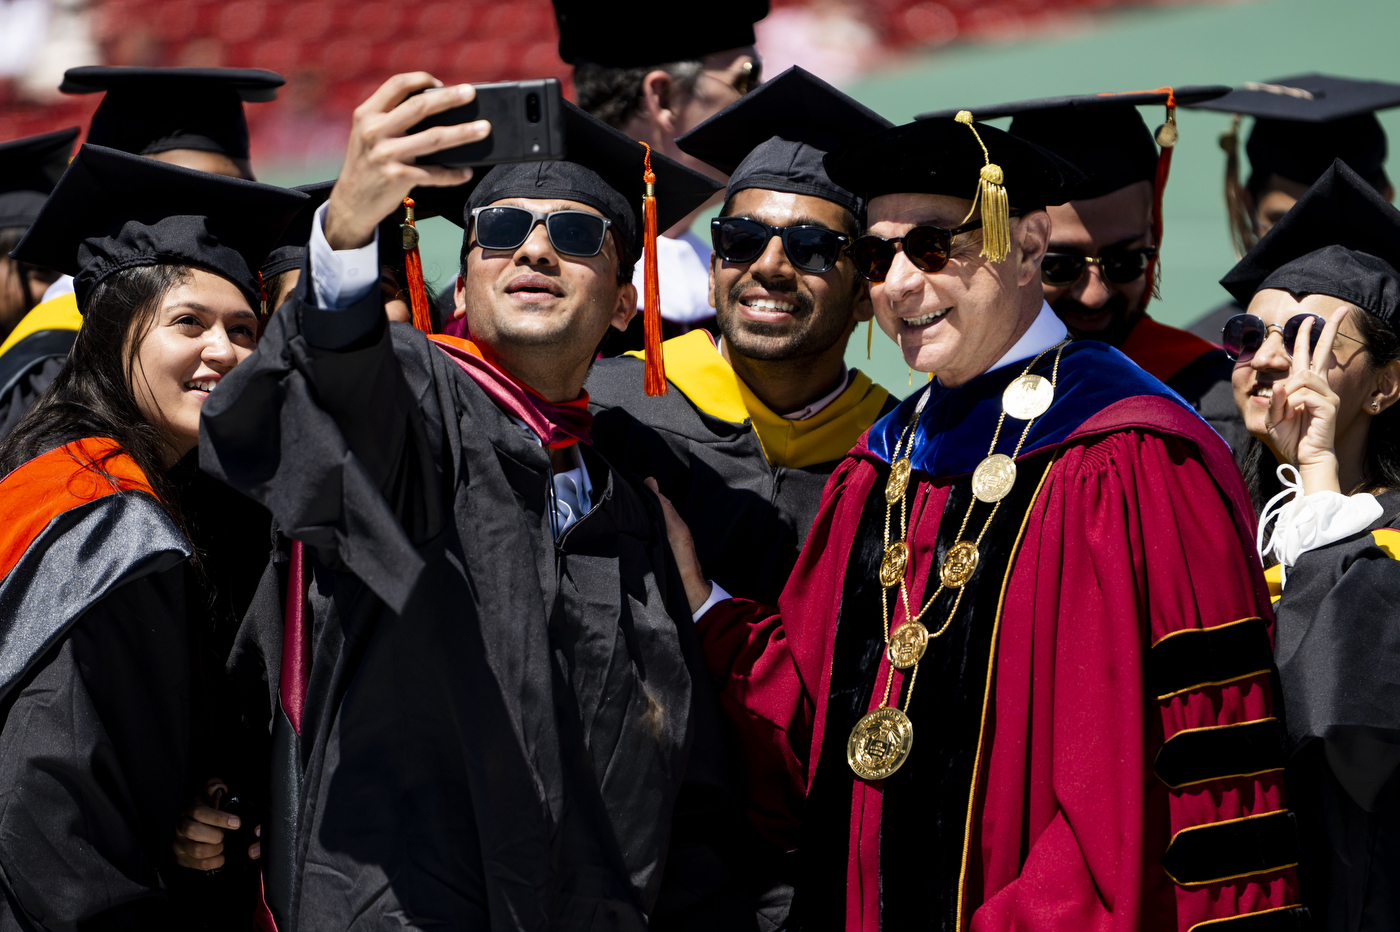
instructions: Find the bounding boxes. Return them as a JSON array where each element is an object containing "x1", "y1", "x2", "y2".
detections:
[{"x1": 862, "y1": 340, "x2": 1204, "y2": 478}]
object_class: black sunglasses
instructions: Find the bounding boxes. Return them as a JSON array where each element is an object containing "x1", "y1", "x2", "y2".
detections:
[
  {"x1": 850, "y1": 213, "x2": 1024, "y2": 283},
  {"x1": 711, "y1": 217, "x2": 851, "y2": 274},
  {"x1": 471, "y1": 206, "x2": 612, "y2": 257},
  {"x1": 1222, "y1": 313, "x2": 1332, "y2": 362},
  {"x1": 1040, "y1": 247, "x2": 1158, "y2": 287}
]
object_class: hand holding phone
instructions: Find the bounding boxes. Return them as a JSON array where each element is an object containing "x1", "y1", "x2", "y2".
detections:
[{"x1": 323, "y1": 73, "x2": 491, "y2": 251}]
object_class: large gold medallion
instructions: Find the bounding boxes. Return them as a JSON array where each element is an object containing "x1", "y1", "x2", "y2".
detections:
[
  {"x1": 972, "y1": 453, "x2": 1017, "y2": 503},
  {"x1": 847, "y1": 707, "x2": 915, "y2": 780},
  {"x1": 939, "y1": 540, "x2": 979, "y2": 588},
  {"x1": 1002, "y1": 373, "x2": 1054, "y2": 420},
  {"x1": 888, "y1": 620, "x2": 929, "y2": 669},
  {"x1": 885, "y1": 457, "x2": 912, "y2": 504},
  {"x1": 879, "y1": 542, "x2": 908, "y2": 588}
]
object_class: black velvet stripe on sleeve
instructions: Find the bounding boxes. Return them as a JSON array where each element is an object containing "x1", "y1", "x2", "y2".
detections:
[
  {"x1": 1161, "y1": 810, "x2": 1301, "y2": 887},
  {"x1": 1153, "y1": 718, "x2": 1288, "y2": 789},
  {"x1": 1189, "y1": 906, "x2": 1313, "y2": 932},
  {"x1": 1146, "y1": 616, "x2": 1274, "y2": 700}
]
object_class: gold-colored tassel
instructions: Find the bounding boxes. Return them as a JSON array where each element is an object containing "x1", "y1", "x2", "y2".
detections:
[{"x1": 954, "y1": 111, "x2": 1011, "y2": 263}]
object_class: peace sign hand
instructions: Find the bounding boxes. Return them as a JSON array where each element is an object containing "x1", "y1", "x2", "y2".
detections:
[{"x1": 1266, "y1": 307, "x2": 1348, "y2": 495}]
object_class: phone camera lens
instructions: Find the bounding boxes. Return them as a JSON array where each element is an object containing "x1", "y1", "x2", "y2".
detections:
[{"x1": 526, "y1": 93, "x2": 541, "y2": 123}]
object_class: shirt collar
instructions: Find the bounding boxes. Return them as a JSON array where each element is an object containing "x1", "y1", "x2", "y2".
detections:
[{"x1": 986, "y1": 301, "x2": 1068, "y2": 375}]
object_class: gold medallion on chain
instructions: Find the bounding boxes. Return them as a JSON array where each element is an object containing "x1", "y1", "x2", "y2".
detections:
[
  {"x1": 972, "y1": 453, "x2": 1017, "y2": 503},
  {"x1": 888, "y1": 620, "x2": 929, "y2": 669},
  {"x1": 939, "y1": 540, "x2": 979, "y2": 588},
  {"x1": 886, "y1": 458, "x2": 911, "y2": 503},
  {"x1": 879, "y1": 542, "x2": 908, "y2": 588},
  {"x1": 1002, "y1": 373, "x2": 1054, "y2": 420},
  {"x1": 847, "y1": 707, "x2": 915, "y2": 780}
]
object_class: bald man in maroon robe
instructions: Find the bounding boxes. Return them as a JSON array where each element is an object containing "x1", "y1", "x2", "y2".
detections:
[{"x1": 652, "y1": 115, "x2": 1305, "y2": 931}]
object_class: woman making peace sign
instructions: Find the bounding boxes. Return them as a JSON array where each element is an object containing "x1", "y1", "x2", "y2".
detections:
[{"x1": 1222, "y1": 160, "x2": 1400, "y2": 932}]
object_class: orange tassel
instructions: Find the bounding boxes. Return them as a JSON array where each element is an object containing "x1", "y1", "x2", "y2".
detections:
[
  {"x1": 640, "y1": 143, "x2": 666, "y2": 396},
  {"x1": 1145, "y1": 87, "x2": 1177, "y2": 308},
  {"x1": 401, "y1": 196, "x2": 434, "y2": 334}
]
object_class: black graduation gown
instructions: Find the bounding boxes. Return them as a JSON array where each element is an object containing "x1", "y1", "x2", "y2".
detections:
[
  {"x1": 587, "y1": 355, "x2": 898, "y2": 606},
  {"x1": 199, "y1": 283, "x2": 751, "y2": 932},
  {"x1": 0, "y1": 347, "x2": 68, "y2": 441},
  {"x1": 0, "y1": 442, "x2": 274, "y2": 931},
  {"x1": 1274, "y1": 489, "x2": 1400, "y2": 932}
]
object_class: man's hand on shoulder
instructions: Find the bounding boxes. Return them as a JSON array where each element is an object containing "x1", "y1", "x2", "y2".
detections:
[{"x1": 324, "y1": 73, "x2": 490, "y2": 251}]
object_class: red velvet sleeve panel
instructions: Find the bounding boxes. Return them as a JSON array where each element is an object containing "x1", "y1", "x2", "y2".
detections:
[
  {"x1": 971, "y1": 422, "x2": 1298, "y2": 932},
  {"x1": 696, "y1": 454, "x2": 877, "y2": 850}
]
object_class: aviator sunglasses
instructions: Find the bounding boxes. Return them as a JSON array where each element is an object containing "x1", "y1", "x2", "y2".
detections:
[
  {"x1": 1221, "y1": 312, "x2": 1365, "y2": 363},
  {"x1": 1040, "y1": 247, "x2": 1158, "y2": 288},
  {"x1": 471, "y1": 206, "x2": 612, "y2": 257},
  {"x1": 850, "y1": 212, "x2": 1025, "y2": 283},
  {"x1": 711, "y1": 217, "x2": 852, "y2": 273}
]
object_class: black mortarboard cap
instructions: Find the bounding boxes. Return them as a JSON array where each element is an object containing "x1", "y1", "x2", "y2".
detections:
[
  {"x1": 63, "y1": 66, "x2": 284, "y2": 160},
  {"x1": 1187, "y1": 74, "x2": 1400, "y2": 188},
  {"x1": 824, "y1": 116, "x2": 1085, "y2": 210},
  {"x1": 1220, "y1": 159, "x2": 1400, "y2": 325},
  {"x1": 11, "y1": 145, "x2": 307, "y2": 310},
  {"x1": 259, "y1": 181, "x2": 334, "y2": 279},
  {"x1": 467, "y1": 101, "x2": 722, "y2": 259},
  {"x1": 553, "y1": 0, "x2": 768, "y2": 68},
  {"x1": 0, "y1": 127, "x2": 79, "y2": 229},
  {"x1": 674, "y1": 66, "x2": 891, "y2": 216},
  {"x1": 920, "y1": 87, "x2": 1229, "y2": 200}
]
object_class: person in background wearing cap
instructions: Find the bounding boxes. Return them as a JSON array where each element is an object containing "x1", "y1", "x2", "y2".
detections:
[
  {"x1": 0, "y1": 128, "x2": 79, "y2": 440},
  {"x1": 589, "y1": 67, "x2": 896, "y2": 611},
  {"x1": 924, "y1": 89, "x2": 1246, "y2": 450},
  {"x1": 1218, "y1": 159, "x2": 1400, "y2": 929},
  {"x1": 1186, "y1": 73, "x2": 1400, "y2": 341},
  {"x1": 555, "y1": 0, "x2": 767, "y2": 347},
  {"x1": 200, "y1": 73, "x2": 769, "y2": 931},
  {"x1": 0, "y1": 146, "x2": 307, "y2": 929},
  {"x1": 651, "y1": 111, "x2": 1303, "y2": 930}
]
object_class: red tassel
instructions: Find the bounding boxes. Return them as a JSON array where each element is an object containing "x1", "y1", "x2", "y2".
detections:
[
  {"x1": 640, "y1": 143, "x2": 666, "y2": 396},
  {"x1": 1145, "y1": 87, "x2": 1177, "y2": 308},
  {"x1": 401, "y1": 196, "x2": 434, "y2": 334}
]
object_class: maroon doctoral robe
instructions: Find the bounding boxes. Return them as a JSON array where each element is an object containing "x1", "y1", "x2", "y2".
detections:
[{"x1": 697, "y1": 341, "x2": 1303, "y2": 931}]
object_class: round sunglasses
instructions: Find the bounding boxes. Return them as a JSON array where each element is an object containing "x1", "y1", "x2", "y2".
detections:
[
  {"x1": 849, "y1": 213, "x2": 1024, "y2": 283},
  {"x1": 1040, "y1": 247, "x2": 1158, "y2": 288},
  {"x1": 710, "y1": 217, "x2": 851, "y2": 273},
  {"x1": 471, "y1": 206, "x2": 612, "y2": 257},
  {"x1": 1221, "y1": 312, "x2": 1366, "y2": 362}
]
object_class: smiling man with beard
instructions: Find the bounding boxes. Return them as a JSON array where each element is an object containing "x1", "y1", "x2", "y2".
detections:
[{"x1": 587, "y1": 67, "x2": 897, "y2": 610}]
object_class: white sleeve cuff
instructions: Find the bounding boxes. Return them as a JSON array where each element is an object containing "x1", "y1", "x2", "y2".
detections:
[
  {"x1": 692, "y1": 582, "x2": 732, "y2": 623},
  {"x1": 309, "y1": 201, "x2": 381, "y2": 310},
  {"x1": 1265, "y1": 464, "x2": 1383, "y2": 573}
]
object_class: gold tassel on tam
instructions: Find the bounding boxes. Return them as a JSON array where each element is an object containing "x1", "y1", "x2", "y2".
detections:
[
  {"x1": 1146, "y1": 87, "x2": 1178, "y2": 306},
  {"x1": 640, "y1": 143, "x2": 667, "y2": 396},
  {"x1": 954, "y1": 111, "x2": 1011, "y2": 263},
  {"x1": 401, "y1": 197, "x2": 434, "y2": 334}
]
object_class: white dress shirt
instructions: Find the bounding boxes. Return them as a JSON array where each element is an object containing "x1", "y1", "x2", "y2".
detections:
[{"x1": 635, "y1": 231, "x2": 714, "y2": 324}]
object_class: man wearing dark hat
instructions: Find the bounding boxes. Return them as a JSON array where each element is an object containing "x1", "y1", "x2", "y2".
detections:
[
  {"x1": 656, "y1": 111, "x2": 1303, "y2": 930},
  {"x1": 587, "y1": 66, "x2": 897, "y2": 614},
  {"x1": 0, "y1": 127, "x2": 80, "y2": 439},
  {"x1": 922, "y1": 89, "x2": 1246, "y2": 448},
  {"x1": 1186, "y1": 73, "x2": 1400, "y2": 340},
  {"x1": 201, "y1": 73, "x2": 764, "y2": 931},
  {"x1": 555, "y1": 0, "x2": 767, "y2": 342}
]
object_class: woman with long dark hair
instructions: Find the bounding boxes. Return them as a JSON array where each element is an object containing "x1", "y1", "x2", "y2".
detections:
[
  {"x1": 1222, "y1": 160, "x2": 1400, "y2": 931},
  {"x1": 0, "y1": 145, "x2": 305, "y2": 929}
]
